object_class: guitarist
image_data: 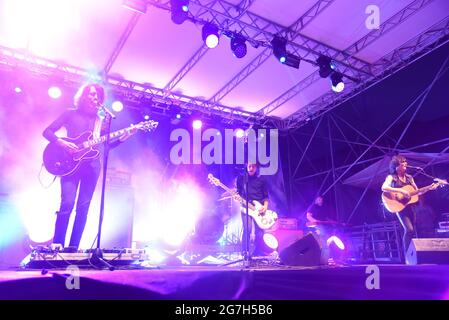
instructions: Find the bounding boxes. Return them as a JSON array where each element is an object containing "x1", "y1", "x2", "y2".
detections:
[
  {"x1": 236, "y1": 162, "x2": 270, "y2": 257},
  {"x1": 43, "y1": 83, "x2": 135, "y2": 250},
  {"x1": 381, "y1": 155, "x2": 430, "y2": 259}
]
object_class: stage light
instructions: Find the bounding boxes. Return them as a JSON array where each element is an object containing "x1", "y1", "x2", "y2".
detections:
[
  {"x1": 231, "y1": 35, "x2": 247, "y2": 59},
  {"x1": 202, "y1": 23, "x2": 219, "y2": 49},
  {"x1": 271, "y1": 36, "x2": 287, "y2": 63},
  {"x1": 170, "y1": 0, "x2": 189, "y2": 25},
  {"x1": 271, "y1": 36, "x2": 300, "y2": 68},
  {"x1": 48, "y1": 86, "x2": 62, "y2": 99},
  {"x1": 14, "y1": 87, "x2": 22, "y2": 93},
  {"x1": 235, "y1": 129, "x2": 245, "y2": 138},
  {"x1": 192, "y1": 119, "x2": 203, "y2": 129},
  {"x1": 331, "y1": 72, "x2": 345, "y2": 93},
  {"x1": 263, "y1": 233, "x2": 279, "y2": 250},
  {"x1": 327, "y1": 235, "x2": 345, "y2": 250},
  {"x1": 317, "y1": 55, "x2": 335, "y2": 78},
  {"x1": 111, "y1": 100, "x2": 124, "y2": 112},
  {"x1": 122, "y1": 0, "x2": 147, "y2": 14}
]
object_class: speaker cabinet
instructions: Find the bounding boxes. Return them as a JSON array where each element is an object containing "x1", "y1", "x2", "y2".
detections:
[
  {"x1": 279, "y1": 232, "x2": 322, "y2": 266},
  {"x1": 406, "y1": 238, "x2": 449, "y2": 265}
]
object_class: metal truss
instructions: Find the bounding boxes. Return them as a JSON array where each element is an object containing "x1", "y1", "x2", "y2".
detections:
[
  {"x1": 163, "y1": 44, "x2": 209, "y2": 95},
  {"x1": 285, "y1": 16, "x2": 449, "y2": 130},
  {"x1": 0, "y1": 45, "x2": 263, "y2": 125},
  {"x1": 103, "y1": 12, "x2": 141, "y2": 75},
  {"x1": 258, "y1": 0, "x2": 436, "y2": 120},
  {"x1": 206, "y1": 0, "x2": 335, "y2": 109}
]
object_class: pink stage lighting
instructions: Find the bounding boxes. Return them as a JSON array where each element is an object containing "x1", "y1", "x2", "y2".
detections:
[{"x1": 235, "y1": 129, "x2": 245, "y2": 138}]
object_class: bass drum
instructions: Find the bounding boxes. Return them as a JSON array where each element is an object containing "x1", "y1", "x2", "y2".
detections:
[{"x1": 194, "y1": 214, "x2": 224, "y2": 244}]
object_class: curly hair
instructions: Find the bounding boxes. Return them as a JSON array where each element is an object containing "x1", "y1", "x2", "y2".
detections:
[
  {"x1": 73, "y1": 83, "x2": 105, "y2": 109},
  {"x1": 389, "y1": 155, "x2": 406, "y2": 175}
]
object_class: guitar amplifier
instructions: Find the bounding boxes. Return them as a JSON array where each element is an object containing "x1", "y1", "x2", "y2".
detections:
[{"x1": 406, "y1": 238, "x2": 449, "y2": 265}]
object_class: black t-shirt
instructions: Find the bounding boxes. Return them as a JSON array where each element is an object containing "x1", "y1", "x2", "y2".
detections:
[
  {"x1": 43, "y1": 109, "x2": 109, "y2": 142},
  {"x1": 236, "y1": 174, "x2": 268, "y2": 204},
  {"x1": 390, "y1": 174, "x2": 414, "y2": 188},
  {"x1": 307, "y1": 203, "x2": 329, "y2": 221}
]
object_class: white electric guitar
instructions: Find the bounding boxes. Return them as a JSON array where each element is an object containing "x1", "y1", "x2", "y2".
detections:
[{"x1": 207, "y1": 174, "x2": 278, "y2": 230}]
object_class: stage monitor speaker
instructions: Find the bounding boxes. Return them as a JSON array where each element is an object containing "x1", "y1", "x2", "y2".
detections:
[
  {"x1": 406, "y1": 238, "x2": 449, "y2": 265},
  {"x1": 279, "y1": 232, "x2": 322, "y2": 266}
]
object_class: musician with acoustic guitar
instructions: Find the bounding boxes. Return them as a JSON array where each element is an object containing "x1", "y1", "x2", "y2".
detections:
[
  {"x1": 381, "y1": 155, "x2": 440, "y2": 258},
  {"x1": 43, "y1": 83, "x2": 137, "y2": 249}
]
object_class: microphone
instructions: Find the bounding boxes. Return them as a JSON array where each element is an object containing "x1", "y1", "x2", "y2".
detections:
[
  {"x1": 407, "y1": 165, "x2": 423, "y2": 170},
  {"x1": 98, "y1": 104, "x2": 116, "y2": 119}
]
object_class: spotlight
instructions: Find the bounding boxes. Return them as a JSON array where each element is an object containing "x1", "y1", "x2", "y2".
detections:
[
  {"x1": 122, "y1": 0, "x2": 147, "y2": 14},
  {"x1": 170, "y1": 0, "x2": 189, "y2": 25},
  {"x1": 202, "y1": 23, "x2": 219, "y2": 49},
  {"x1": 271, "y1": 36, "x2": 287, "y2": 63},
  {"x1": 192, "y1": 119, "x2": 203, "y2": 129},
  {"x1": 231, "y1": 35, "x2": 247, "y2": 59},
  {"x1": 48, "y1": 86, "x2": 62, "y2": 99},
  {"x1": 330, "y1": 72, "x2": 345, "y2": 93},
  {"x1": 317, "y1": 55, "x2": 335, "y2": 78},
  {"x1": 14, "y1": 87, "x2": 22, "y2": 93},
  {"x1": 283, "y1": 53, "x2": 301, "y2": 69},
  {"x1": 271, "y1": 36, "x2": 300, "y2": 69},
  {"x1": 111, "y1": 100, "x2": 124, "y2": 112},
  {"x1": 235, "y1": 129, "x2": 245, "y2": 138}
]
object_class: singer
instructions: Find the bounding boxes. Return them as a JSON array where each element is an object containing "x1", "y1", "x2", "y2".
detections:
[
  {"x1": 381, "y1": 155, "x2": 424, "y2": 259},
  {"x1": 42, "y1": 83, "x2": 134, "y2": 249}
]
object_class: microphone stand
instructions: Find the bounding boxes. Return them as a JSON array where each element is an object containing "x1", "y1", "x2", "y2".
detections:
[
  {"x1": 243, "y1": 168, "x2": 251, "y2": 268},
  {"x1": 220, "y1": 166, "x2": 252, "y2": 268},
  {"x1": 90, "y1": 108, "x2": 115, "y2": 271}
]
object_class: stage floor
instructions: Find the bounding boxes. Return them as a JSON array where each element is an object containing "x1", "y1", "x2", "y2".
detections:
[{"x1": 1, "y1": 263, "x2": 449, "y2": 300}]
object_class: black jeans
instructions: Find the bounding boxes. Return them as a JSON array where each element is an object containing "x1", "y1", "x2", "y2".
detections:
[
  {"x1": 241, "y1": 211, "x2": 267, "y2": 256},
  {"x1": 53, "y1": 160, "x2": 101, "y2": 248},
  {"x1": 396, "y1": 205, "x2": 417, "y2": 258}
]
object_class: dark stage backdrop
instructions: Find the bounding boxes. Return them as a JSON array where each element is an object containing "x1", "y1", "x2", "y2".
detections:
[{"x1": 280, "y1": 41, "x2": 449, "y2": 226}]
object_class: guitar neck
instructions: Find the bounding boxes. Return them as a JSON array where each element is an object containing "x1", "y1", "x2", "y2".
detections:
[
  {"x1": 216, "y1": 182, "x2": 255, "y2": 211},
  {"x1": 84, "y1": 128, "x2": 129, "y2": 148},
  {"x1": 410, "y1": 184, "x2": 434, "y2": 197}
]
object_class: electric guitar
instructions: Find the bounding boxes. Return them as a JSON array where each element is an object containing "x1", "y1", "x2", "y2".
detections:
[
  {"x1": 382, "y1": 178, "x2": 448, "y2": 213},
  {"x1": 43, "y1": 120, "x2": 158, "y2": 176},
  {"x1": 207, "y1": 173, "x2": 278, "y2": 230}
]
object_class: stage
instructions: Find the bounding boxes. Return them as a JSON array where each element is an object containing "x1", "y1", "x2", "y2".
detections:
[{"x1": 1, "y1": 263, "x2": 449, "y2": 300}]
